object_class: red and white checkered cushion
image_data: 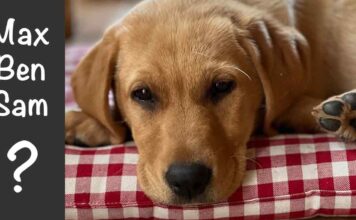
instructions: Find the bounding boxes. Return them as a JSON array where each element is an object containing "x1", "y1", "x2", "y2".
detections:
[{"x1": 65, "y1": 46, "x2": 356, "y2": 219}]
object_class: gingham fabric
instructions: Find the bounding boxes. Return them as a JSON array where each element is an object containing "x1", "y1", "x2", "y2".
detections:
[{"x1": 65, "y1": 46, "x2": 356, "y2": 219}]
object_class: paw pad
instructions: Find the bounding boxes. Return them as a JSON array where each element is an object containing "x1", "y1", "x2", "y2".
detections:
[
  {"x1": 322, "y1": 101, "x2": 344, "y2": 116},
  {"x1": 319, "y1": 118, "x2": 341, "y2": 131},
  {"x1": 313, "y1": 90, "x2": 356, "y2": 141},
  {"x1": 342, "y1": 93, "x2": 356, "y2": 110}
]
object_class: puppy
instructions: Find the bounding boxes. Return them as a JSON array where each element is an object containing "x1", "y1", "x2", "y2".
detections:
[{"x1": 65, "y1": 0, "x2": 356, "y2": 204}]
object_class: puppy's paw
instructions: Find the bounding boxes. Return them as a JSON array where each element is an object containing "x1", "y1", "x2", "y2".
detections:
[
  {"x1": 312, "y1": 90, "x2": 356, "y2": 141},
  {"x1": 65, "y1": 111, "x2": 123, "y2": 147}
]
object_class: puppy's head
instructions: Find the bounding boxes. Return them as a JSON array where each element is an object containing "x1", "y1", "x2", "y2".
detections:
[{"x1": 72, "y1": 0, "x2": 309, "y2": 204}]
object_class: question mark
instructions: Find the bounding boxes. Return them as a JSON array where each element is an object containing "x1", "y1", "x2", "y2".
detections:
[{"x1": 7, "y1": 140, "x2": 38, "y2": 193}]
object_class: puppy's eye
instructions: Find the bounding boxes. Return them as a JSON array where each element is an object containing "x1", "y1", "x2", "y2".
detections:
[
  {"x1": 210, "y1": 80, "x2": 236, "y2": 102},
  {"x1": 131, "y1": 87, "x2": 154, "y2": 102}
]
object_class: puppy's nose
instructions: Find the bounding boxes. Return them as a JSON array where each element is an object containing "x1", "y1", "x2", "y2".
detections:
[{"x1": 165, "y1": 163, "x2": 212, "y2": 199}]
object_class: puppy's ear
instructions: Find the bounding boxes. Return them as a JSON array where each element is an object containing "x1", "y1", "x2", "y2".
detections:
[
  {"x1": 239, "y1": 16, "x2": 310, "y2": 135},
  {"x1": 71, "y1": 27, "x2": 126, "y2": 143}
]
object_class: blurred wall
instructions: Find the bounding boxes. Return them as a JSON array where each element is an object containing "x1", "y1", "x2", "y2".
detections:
[{"x1": 68, "y1": 0, "x2": 141, "y2": 44}]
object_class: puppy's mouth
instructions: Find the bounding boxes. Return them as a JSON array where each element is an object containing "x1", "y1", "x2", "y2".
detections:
[
  {"x1": 139, "y1": 154, "x2": 244, "y2": 204},
  {"x1": 170, "y1": 191, "x2": 214, "y2": 205}
]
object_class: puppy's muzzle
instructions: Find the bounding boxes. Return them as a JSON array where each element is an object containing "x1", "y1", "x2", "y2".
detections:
[{"x1": 165, "y1": 163, "x2": 212, "y2": 200}]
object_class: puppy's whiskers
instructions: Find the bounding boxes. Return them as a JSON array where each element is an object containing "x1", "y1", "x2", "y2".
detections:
[
  {"x1": 192, "y1": 52, "x2": 252, "y2": 81},
  {"x1": 232, "y1": 154, "x2": 262, "y2": 168},
  {"x1": 192, "y1": 51, "x2": 210, "y2": 58},
  {"x1": 213, "y1": 65, "x2": 252, "y2": 81},
  {"x1": 120, "y1": 25, "x2": 130, "y2": 33},
  {"x1": 244, "y1": 156, "x2": 262, "y2": 168}
]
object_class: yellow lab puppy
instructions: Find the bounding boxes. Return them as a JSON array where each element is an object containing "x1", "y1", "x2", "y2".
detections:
[{"x1": 65, "y1": 0, "x2": 356, "y2": 204}]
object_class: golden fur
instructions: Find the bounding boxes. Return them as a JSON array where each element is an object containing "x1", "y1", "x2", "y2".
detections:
[{"x1": 65, "y1": 0, "x2": 356, "y2": 204}]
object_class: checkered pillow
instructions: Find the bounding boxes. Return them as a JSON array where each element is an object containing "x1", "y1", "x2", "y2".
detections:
[{"x1": 65, "y1": 46, "x2": 356, "y2": 219}]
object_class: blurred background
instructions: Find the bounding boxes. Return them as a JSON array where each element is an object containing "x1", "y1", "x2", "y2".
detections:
[{"x1": 65, "y1": 0, "x2": 141, "y2": 44}]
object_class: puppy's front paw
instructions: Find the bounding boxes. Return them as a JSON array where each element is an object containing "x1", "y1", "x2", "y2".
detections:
[
  {"x1": 65, "y1": 111, "x2": 123, "y2": 147},
  {"x1": 312, "y1": 90, "x2": 356, "y2": 141}
]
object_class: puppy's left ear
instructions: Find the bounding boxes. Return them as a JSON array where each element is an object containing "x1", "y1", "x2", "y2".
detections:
[{"x1": 237, "y1": 15, "x2": 311, "y2": 134}]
